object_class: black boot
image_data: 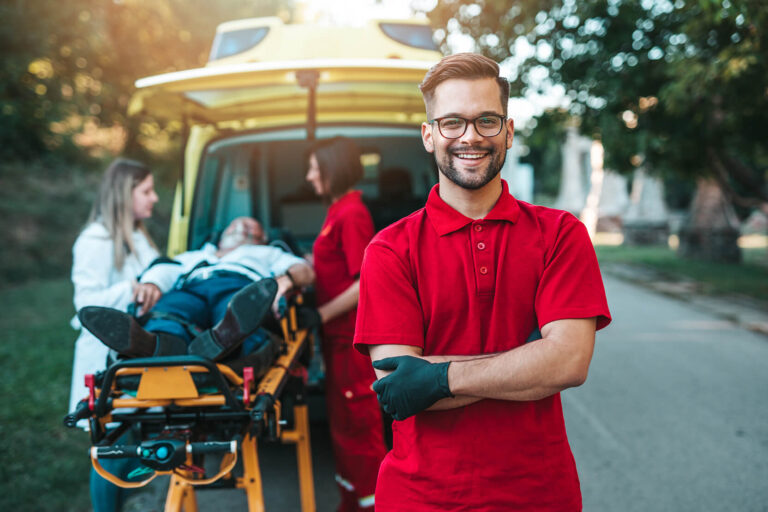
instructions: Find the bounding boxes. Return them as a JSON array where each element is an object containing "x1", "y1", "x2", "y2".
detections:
[
  {"x1": 78, "y1": 306, "x2": 186, "y2": 357},
  {"x1": 223, "y1": 330, "x2": 282, "y2": 377},
  {"x1": 188, "y1": 278, "x2": 278, "y2": 361}
]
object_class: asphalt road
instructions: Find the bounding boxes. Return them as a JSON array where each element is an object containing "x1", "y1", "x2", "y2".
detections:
[
  {"x1": 133, "y1": 273, "x2": 768, "y2": 511},
  {"x1": 564, "y1": 275, "x2": 768, "y2": 512},
  {"x1": 195, "y1": 395, "x2": 338, "y2": 512}
]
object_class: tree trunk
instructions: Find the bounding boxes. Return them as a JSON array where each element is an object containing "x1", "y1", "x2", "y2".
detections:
[
  {"x1": 677, "y1": 178, "x2": 741, "y2": 263},
  {"x1": 622, "y1": 168, "x2": 670, "y2": 246}
]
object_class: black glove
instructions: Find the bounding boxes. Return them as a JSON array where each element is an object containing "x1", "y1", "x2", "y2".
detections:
[
  {"x1": 372, "y1": 356, "x2": 453, "y2": 421},
  {"x1": 295, "y1": 305, "x2": 322, "y2": 330}
]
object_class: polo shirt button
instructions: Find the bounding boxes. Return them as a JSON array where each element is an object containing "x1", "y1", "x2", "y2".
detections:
[
  {"x1": 474, "y1": 224, "x2": 483, "y2": 232},
  {"x1": 477, "y1": 242, "x2": 486, "y2": 250},
  {"x1": 479, "y1": 266, "x2": 488, "y2": 275},
  {"x1": 344, "y1": 390, "x2": 354, "y2": 399}
]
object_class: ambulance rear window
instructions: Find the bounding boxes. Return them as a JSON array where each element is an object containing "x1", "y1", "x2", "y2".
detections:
[
  {"x1": 209, "y1": 26, "x2": 269, "y2": 61},
  {"x1": 379, "y1": 23, "x2": 438, "y2": 51}
]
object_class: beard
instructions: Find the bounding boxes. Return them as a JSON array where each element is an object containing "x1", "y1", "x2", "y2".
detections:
[{"x1": 435, "y1": 143, "x2": 507, "y2": 190}]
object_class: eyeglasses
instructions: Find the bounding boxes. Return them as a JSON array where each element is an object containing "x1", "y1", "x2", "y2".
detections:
[{"x1": 428, "y1": 114, "x2": 506, "y2": 139}]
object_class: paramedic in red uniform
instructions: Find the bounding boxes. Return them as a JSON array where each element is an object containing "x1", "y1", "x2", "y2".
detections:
[
  {"x1": 306, "y1": 136, "x2": 388, "y2": 512},
  {"x1": 354, "y1": 53, "x2": 612, "y2": 511}
]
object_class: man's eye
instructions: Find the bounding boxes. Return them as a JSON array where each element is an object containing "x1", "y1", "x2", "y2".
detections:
[
  {"x1": 478, "y1": 117, "x2": 499, "y2": 126},
  {"x1": 441, "y1": 118, "x2": 463, "y2": 128}
]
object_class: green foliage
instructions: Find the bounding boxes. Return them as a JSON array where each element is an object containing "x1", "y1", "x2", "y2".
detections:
[
  {"x1": 0, "y1": 161, "x2": 96, "y2": 285},
  {"x1": 0, "y1": 278, "x2": 90, "y2": 511},
  {"x1": 1, "y1": 0, "x2": 293, "y2": 162},
  {"x1": 428, "y1": 0, "x2": 768, "y2": 208},
  {"x1": 0, "y1": 159, "x2": 173, "y2": 286},
  {"x1": 519, "y1": 108, "x2": 570, "y2": 198},
  {"x1": 2, "y1": 0, "x2": 293, "y2": 284}
]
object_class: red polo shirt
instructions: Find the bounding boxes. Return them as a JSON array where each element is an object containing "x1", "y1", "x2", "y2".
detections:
[
  {"x1": 313, "y1": 190, "x2": 374, "y2": 338},
  {"x1": 354, "y1": 180, "x2": 611, "y2": 511}
]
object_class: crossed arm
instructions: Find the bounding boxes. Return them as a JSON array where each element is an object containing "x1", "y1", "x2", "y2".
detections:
[{"x1": 369, "y1": 317, "x2": 597, "y2": 415}]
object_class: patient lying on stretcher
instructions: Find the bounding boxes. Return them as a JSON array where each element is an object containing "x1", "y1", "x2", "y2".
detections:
[{"x1": 79, "y1": 217, "x2": 315, "y2": 376}]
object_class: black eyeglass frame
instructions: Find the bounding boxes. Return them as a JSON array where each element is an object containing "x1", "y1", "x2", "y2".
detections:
[{"x1": 428, "y1": 114, "x2": 507, "y2": 139}]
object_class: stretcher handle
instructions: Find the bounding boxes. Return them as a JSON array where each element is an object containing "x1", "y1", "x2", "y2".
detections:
[
  {"x1": 63, "y1": 399, "x2": 90, "y2": 428},
  {"x1": 249, "y1": 393, "x2": 276, "y2": 438},
  {"x1": 93, "y1": 444, "x2": 141, "y2": 459},
  {"x1": 93, "y1": 440, "x2": 237, "y2": 459},
  {"x1": 187, "y1": 441, "x2": 238, "y2": 455}
]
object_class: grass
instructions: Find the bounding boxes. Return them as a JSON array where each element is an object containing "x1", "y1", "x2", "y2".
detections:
[
  {"x1": 595, "y1": 244, "x2": 768, "y2": 306},
  {"x1": 0, "y1": 278, "x2": 91, "y2": 512}
]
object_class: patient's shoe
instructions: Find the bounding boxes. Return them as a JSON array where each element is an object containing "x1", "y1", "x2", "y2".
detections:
[
  {"x1": 78, "y1": 306, "x2": 186, "y2": 357},
  {"x1": 188, "y1": 278, "x2": 278, "y2": 361},
  {"x1": 224, "y1": 330, "x2": 282, "y2": 377}
]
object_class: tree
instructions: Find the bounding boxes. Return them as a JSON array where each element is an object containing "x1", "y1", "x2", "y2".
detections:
[
  {"x1": 427, "y1": 0, "x2": 767, "y2": 211},
  {"x1": 0, "y1": 1, "x2": 294, "y2": 284},
  {"x1": 519, "y1": 108, "x2": 570, "y2": 202},
  {"x1": 0, "y1": 0, "x2": 293, "y2": 162},
  {"x1": 0, "y1": 1, "x2": 84, "y2": 160}
]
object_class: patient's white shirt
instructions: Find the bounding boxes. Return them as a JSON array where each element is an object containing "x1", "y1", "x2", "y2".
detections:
[{"x1": 140, "y1": 243, "x2": 305, "y2": 292}]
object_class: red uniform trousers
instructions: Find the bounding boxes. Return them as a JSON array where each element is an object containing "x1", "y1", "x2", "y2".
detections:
[{"x1": 322, "y1": 334, "x2": 388, "y2": 512}]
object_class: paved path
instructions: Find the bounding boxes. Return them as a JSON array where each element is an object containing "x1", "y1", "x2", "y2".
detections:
[{"x1": 564, "y1": 274, "x2": 768, "y2": 511}]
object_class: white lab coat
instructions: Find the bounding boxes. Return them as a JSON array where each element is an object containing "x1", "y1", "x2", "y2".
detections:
[{"x1": 67, "y1": 222, "x2": 159, "y2": 418}]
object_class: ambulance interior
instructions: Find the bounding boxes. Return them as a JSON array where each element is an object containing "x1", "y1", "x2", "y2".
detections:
[{"x1": 188, "y1": 126, "x2": 438, "y2": 253}]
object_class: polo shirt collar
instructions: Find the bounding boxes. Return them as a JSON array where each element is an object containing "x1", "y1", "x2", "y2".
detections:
[{"x1": 426, "y1": 179, "x2": 520, "y2": 236}]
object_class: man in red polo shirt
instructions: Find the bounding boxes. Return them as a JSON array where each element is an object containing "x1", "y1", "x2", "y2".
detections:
[{"x1": 353, "y1": 53, "x2": 611, "y2": 511}]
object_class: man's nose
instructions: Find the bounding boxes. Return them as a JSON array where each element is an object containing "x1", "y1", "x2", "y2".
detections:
[{"x1": 458, "y1": 121, "x2": 483, "y2": 144}]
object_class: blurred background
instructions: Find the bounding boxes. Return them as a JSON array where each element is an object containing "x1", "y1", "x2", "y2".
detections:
[
  {"x1": 1, "y1": 0, "x2": 765, "y2": 510},
  {"x1": 2, "y1": 0, "x2": 766, "y2": 284}
]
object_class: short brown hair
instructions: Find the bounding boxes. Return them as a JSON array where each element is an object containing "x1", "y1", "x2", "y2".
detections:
[
  {"x1": 419, "y1": 53, "x2": 510, "y2": 118},
  {"x1": 309, "y1": 136, "x2": 364, "y2": 200}
]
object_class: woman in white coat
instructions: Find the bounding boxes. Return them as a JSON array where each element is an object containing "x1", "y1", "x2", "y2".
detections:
[{"x1": 68, "y1": 157, "x2": 161, "y2": 512}]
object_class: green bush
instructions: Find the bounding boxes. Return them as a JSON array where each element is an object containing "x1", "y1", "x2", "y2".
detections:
[
  {"x1": 0, "y1": 160, "x2": 97, "y2": 285},
  {"x1": 0, "y1": 159, "x2": 172, "y2": 287}
]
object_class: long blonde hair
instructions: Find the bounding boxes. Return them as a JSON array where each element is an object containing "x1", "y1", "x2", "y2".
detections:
[{"x1": 87, "y1": 158, "x2": 157, "y2": 270}]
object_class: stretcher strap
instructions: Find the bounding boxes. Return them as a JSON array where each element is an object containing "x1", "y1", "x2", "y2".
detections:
[
  {"x1": 91, "y1": 457, "x2": 159, "y2": 489},
  {"x1": 90, "y1": 451, "x2": 238, "y2": 488},
  {"x1": 172, "y1": 452, "x2": 238, "y2": 486}
]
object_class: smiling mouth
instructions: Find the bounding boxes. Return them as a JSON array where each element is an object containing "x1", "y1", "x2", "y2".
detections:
[{"x1": 451, "y1": 150, "x2": 490, "y2": 161}]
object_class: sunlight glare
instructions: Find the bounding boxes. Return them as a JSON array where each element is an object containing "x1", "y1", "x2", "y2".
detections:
[{"x1": 298, "y1": 0, "x2": 418, "y2": 26}]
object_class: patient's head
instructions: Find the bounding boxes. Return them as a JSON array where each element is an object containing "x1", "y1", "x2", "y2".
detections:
[{"x1": 218, "y1": 217, "x2": 265, "y2": 252}]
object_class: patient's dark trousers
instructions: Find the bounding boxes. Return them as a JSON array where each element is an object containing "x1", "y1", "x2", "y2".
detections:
[{"x1": 143, "y1": 275, "x2": 267, "y2": 353}]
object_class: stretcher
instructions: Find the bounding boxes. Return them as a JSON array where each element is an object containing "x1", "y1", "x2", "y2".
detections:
[{"x1": 64, "y1": 300, "x2": 316, "y2": 512}]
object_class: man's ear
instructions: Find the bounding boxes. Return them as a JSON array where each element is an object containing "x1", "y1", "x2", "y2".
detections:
[
  {"x1": 421, "y1": 122, "x2": 435, "y2": 153},
  {"x1": 506, "y1": 117, "x2": 515, "y2": 149}
]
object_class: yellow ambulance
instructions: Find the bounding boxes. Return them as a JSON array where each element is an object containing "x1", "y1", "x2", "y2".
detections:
[{"x1": 129, "y1": 17, "x2": 442, "y2": 254}]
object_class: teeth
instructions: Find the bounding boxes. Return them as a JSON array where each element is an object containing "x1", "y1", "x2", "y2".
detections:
[{"x1": 455, "y1": 153, "x2": 486, "y2": 160}]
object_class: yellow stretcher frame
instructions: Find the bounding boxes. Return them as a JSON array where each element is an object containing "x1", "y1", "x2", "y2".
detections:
[{"x1": 75, "y1": 307, "x2": 316, "y2": 512}]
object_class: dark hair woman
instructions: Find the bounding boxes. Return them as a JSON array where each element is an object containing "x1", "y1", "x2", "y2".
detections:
[{"x1": 306, "y1": 136, "x2": 387, "y2": 511}]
